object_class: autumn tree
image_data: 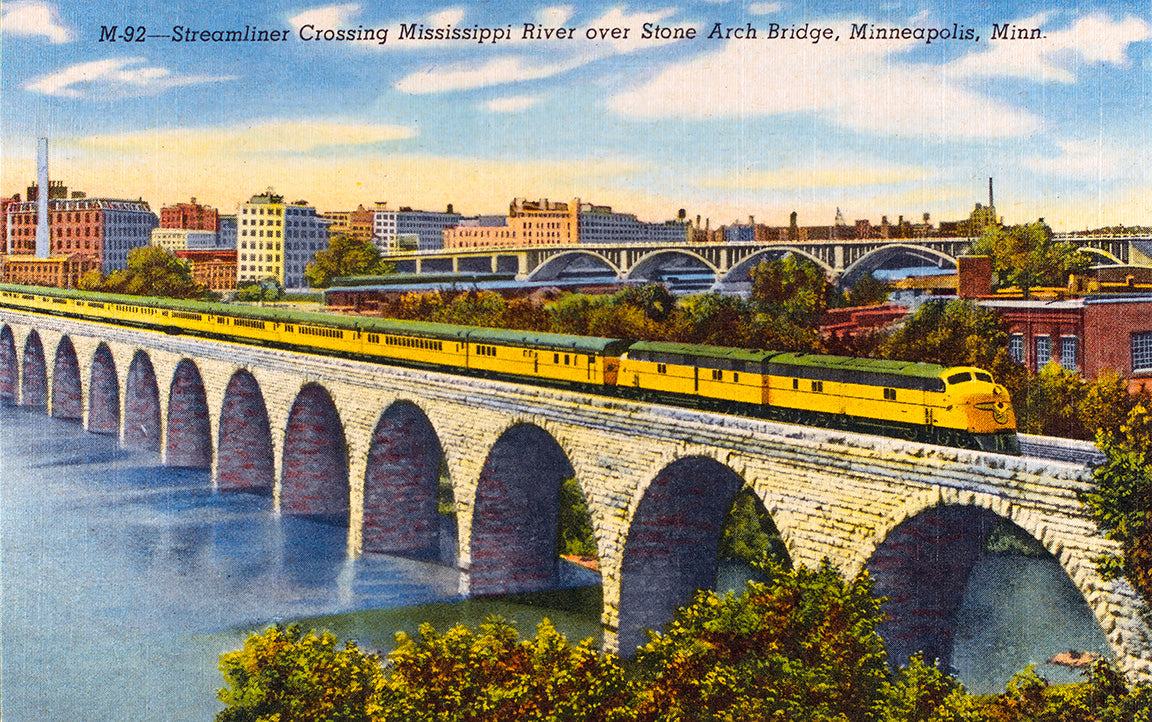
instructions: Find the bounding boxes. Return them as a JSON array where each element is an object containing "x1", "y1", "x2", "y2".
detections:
[
  {"x1": 629, "y1": 560, "x2": 892, "y2": 722},
  {"x1": 749, "y1": 255, "x2": 832, "y2": 326},
  {"x1": 968, "y1": 221, "x2": 1092, "y2": 297},
  {"x1": 305, "y1": 235, "x2": 393, "y2": 288},
  {"x1": 216, "y1": 623, "x2": 386, "y2": 722},
  {"x1": 380, "y1": 617, "x2": 632, "y2": 722}
]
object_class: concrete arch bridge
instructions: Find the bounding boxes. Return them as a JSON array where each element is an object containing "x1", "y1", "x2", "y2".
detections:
[{"x1": 1, "y1": 308, "x2": 1149, "y2": 680}]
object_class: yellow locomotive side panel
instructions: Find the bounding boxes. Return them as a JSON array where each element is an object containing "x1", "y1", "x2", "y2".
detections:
[
  {"x1": 694, "y1": 368, "x2": 768, "y2": 405},
  {"x1": 371, "y1": 334, "x2": 469, "y2": 371},
  {"x1": 619, "y1": 357, "x2": 696, "y2": 396}
]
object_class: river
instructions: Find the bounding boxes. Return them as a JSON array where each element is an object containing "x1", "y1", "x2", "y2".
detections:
[{"x1": 0, "y1": 406, "x2": 1110, "y2": 719}]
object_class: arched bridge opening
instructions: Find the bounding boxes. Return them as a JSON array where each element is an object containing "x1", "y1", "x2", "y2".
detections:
[
  {"x1": 840, "y1": 244, "x2": 958, "y2": 287},
  {"x1": 867, "y1": 504, "x2": 1111, "y2": 676},
  {"x1": 0, "y1": 325, "x2": 16, "y2": 404},
  {"x1": 468, "y1": 423, "x2": 576, "y2": 596},
  {"x1": 51, "y1": 336, "x2": 82, "y2": 421},
  {"x1": 21, "y1": 330, "x2": 47, "y2": 409},
  {"x1": 615, "y1": 456, "x2": 748, "y2": 654},
  {"x1": 88, "y1": 343, "x2": 120, "y2": 435},
  {"x1": 124, "y1": 351, "x2": 162, "y2": 452},
  {"x1": 528, "y1": 251, "x2": 620, "y2": 283},
  {"x1": 217, "y1": 370, "x2": 275, "y2": 494},
  {"x1": 720, "y1": 248, "x2": 836, "y2": 290},
  {"x1": 281, "y1": 384, "x2": 349, "y2": 526},
  {"x1": 166, "y1": 360, "x2": 212, "y2": 468},
  {"x1": 627, "y1": 250, "x2": 719, "y2": 294},
  {"x1": 363, "y1": 401, "x2": 446, "y2": 561}
]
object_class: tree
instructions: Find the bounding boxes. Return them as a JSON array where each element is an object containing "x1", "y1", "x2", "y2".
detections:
[
  {"x1": 1081, "y1": 403, "x2": 1152, "y2": 607},
  {"x1": 216, "y1": 623, "x2": 386, "y2": 722},
  {"x1": 305, "y1": 235, "x2": 392, "y2": 288},
  {"x1": 235, "y1": 278, "x2": 284, "y2": 302},
  {"x1": 629, "y1": 560, "x2": 892, "y2": 722},
  {"x1": 381, "y1": 617, "x2": 632, "y2": 722},
  {"x1": 749, "y1": 255, "x2": 831, "y2": 326},
  {"x1": 969, "y1": 221, "x2": 1092, "y2": 298},
  {"x1": 843, "y1": 272, "x2": 890, "y2": 308},
  {"x1": 87, "y1": 246, "x2": 217, "y2": 300}
]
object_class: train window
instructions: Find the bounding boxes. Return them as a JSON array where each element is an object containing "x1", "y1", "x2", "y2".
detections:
[
  {"x1": 587, "y1": 355, "x2": 595, "y2": 365},
  {"x1": 793, "y1": 378, "x2": 799, "y2": 390},
  {"x1": 884, "y1": 388, "x2": 897, "y2": 400},
  {"x1": 564, "y1": 354, "x2": 570, "y2": 365},
  {"x1": 947, "y1": 372, "x2": 972, "y2": 385},
  {"x1": 733, "y1": 372, "x2": 739, "y2": 382},
  {"x1": 657, "y1": 363, "x2": 667, "y2": 374},
  {"x1": 811, "y1": 380, "x2": 824, "y2": 392},
  {"x1": 975, "y1": 372, "x2": 993, "y2": 383},
  {"x1": 554, "y1": 353, "x2": 560, "y2": 363},
  {"x1": 712, "y1": 369, "x2": 722, "y2": 381}
]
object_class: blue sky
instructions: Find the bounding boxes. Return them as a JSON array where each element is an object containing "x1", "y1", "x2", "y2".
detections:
[{"x1": 1, "y1": 0, "x2": 1149, "y2": 231}]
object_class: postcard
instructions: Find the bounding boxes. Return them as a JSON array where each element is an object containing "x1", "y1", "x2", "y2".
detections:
[{"x1": 1, "y1": 1, "x2": 1149, "y2": 720}]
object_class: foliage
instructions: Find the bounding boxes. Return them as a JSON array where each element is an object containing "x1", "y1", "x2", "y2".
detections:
[
  {"x1": 81, "y1": 246, "x2": 218, "y2": 300},
  {"x1": 306, "y1": 235, "x2": 393, "y2": 288},
  {"x1": 970, "y1": 663, "x2": 1152, "y2": 722},
  {"x1": 969, "y1": 222, "x2": 1092, "y2": 297},
  {"x1": 749, "y1": 255, "x2": 832, "y2": 326},
  {"x1": 381, "y1": 617, "x2": 632, "y2": 722},
  {"x1": 1081, "y1": 403, "x2": 1152, "y2": 606},
  {"x1": 886, "y1": 654, "x2": 978, "y2": 722},
  {"x1": 842, "y1": 272, "x2": 891, "y2": 309},
  {"x1": 216, "y1": 623, "x2": 386, "y2": 722},
  {"x1": 557, "y1": 477, "x2": 597, "y2": 558},
  {"x1": 235, "y1": 278, "x2": 284, "y2": 302},
  {"x1": 717, "y1": 487, "x2": 790, "y2": 567},
  {"x1": 629, "y1": 560, "x2": 891, "y2": 722}
]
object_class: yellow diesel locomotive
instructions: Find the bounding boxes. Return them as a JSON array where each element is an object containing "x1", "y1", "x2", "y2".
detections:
[{"x1": 0, "y1": 284, "x2": 1019, "y2": 454}]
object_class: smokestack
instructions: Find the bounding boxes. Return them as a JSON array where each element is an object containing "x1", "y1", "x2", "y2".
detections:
[
  {"x1": 36, "y1": 138, "x2": 50, "y2": 258},
  {"x1": 988, "y1": 177, "x2": 994, "y2": 208}
]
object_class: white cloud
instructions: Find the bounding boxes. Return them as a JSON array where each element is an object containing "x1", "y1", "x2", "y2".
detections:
[
  {"x1": 537, "y1": 5, "x2": 574, "y2": 28},
  {"x1": 749, "y1": 2, "x2": 782, "y2": 15},
  {"x1": 1024, "y1": 138, "x2": 1149, "y2": 180},
  {"x1": 287, "y1": 3, "x2": 361, "y2": 32},
  {"x1": 609, "y1": 21, "x2": 1041, "y2": 139},
  {"x1": 428, "y1": 7, "x2": 466, "y2": 28},
  {"x1": 482, "y1": 95, "x2": 542, "y2": 113},
  {"x1": 393, "y1": 6, "x2": 679, "y2": 94},
  {"x1": 1, "y1": 1, "x2": 73, "y2": 43},
  {"x1": 950, "y1": 13, "x2": 1150, "y2": 82},
  {"x1": 23, "y1": 57, "x2": 233, "y2": 98},
  {"x1": 73, "y1": 119, "x2": 416, "y2": 155},
  {"x1": 700, "y1": 165, "x2": 932, "y2": 191}
]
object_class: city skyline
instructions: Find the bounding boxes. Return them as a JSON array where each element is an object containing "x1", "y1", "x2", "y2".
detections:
[{"x1": 1, "y1": 0, "x2": 1149, "y2": 231}]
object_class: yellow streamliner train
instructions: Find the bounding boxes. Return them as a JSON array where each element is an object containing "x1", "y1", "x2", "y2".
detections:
[{"x1": 0, "y1": 284, "x2": 1020, "y2": 455}]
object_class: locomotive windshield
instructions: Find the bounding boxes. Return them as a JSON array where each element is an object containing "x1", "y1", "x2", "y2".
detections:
[{"x1": 947, "y1": 371, "x2": 972, "y2": 384}]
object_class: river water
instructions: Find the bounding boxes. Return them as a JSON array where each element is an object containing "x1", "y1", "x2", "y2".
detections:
[{"x1": 1, "y1": 406, "x2": 1110, "y2": 719}]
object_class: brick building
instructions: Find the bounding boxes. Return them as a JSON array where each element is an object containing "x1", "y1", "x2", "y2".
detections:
[
  {"x1": 7, "y1": 194, "x2": 158, "y2": 273},
  {"x1": 1, "y1": 253, "x2": 100, "y2": 288},
  {"x1": 160, "y1": 198, "x2": 219, "y2": 231},
  {"x1": 174, "y1": 249, "x2": 237, "y2": 292}
]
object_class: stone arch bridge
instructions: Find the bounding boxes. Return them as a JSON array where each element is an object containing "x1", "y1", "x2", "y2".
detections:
[{"x1": 2, "y1": 308, "x2": 1149, "y2": 680}]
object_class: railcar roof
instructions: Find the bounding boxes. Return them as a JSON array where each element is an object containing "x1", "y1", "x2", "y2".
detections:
[
  {"x1": 627, "y1": 340, "x2": 779, "y2": 363},
  {"x1": 768, "y1": 352, "x2": 946, "y2": 378}
]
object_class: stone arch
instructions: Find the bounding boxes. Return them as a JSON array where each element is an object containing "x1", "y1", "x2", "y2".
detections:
[
  {"x1": 864, "y1": 497, "x2": 1117, "y2": 674},
  {"x1": 21, "y1": 330, "x2": 47, "y2": 409},
  {"x1": 840, "y1": 244, "x2": 958, "y2": 286},
  {"x1": 1077, "y1": 247, "x2": 1123, "y2": 265},
  {"x1": 721, "y1": 247, "x2": 836, "y2": 284},
  {"x1": 1, "y1": 325, "x2": 18, "y2": 404},
  {"x1": 527, "y1": 250, "x2": 621, "y2": 282},
  {"x1": 88, "y1": 343, "x2": 120, "y2": 435},
  {"x1": 626, "y1": 249, "x2": 720, "y2": 291},
  {"x1": 281, "y1": 383, "x2": 349, "y2": 524},
  {"x1": 616, "y1": 455, "x2": 745, "y2": 653},
  {"x1": 165, "y1": 359, "x2": 212, "y2": 468},
  {"x1": 51, "y1": 336, "x2": 83, "y2": 420},
  {"x1": 124, "y1": 350, "x2": 162, "y2": 452},
  {"x1": 216, "y1": 369, "x2": 274, "y2": 494},
  {"x1": 363, "y1": 401, "x2": 445, "y2": 558},
  {"x1": 468, "y1": 422, "x2": 575, "y2": 595}
]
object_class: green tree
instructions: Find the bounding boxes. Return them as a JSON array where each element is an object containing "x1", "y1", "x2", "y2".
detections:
[
  {"x1": 235, "y1": 278, "x2": 284, "y2": 302},
  {"x1": 557, "y1": 477, "x2": 597, "y2": 558},
  {"x1": 717, "y1": 487, "x2": 789, "y2": 567},
  {"x1": 216, "y1": 623, "x2": 386, "y2": 722},
  {"x1": 92, "y1": 246, "x2": 218, "y2": 300},
  {"x1": 969, "y1": 221, "x2": 1092, "y2": 298},
  {"x1": 305, "y1": 235, "x2": 392, "y2": 288},
  {"x1": 381, "y1": 617, "x2": 632, "y2": 722},
  {"x1": 629, "y1": 560, "x2": 891, "y2": 722},
  {"x1": 844, "y1": 272, "x2": 891, "y2": 308},
  {"x1": 1081, "y1": 403, "x2": 1152, "y2": 607},
  {"x1": 749, "y1": 255, "x2": 831, "y2": 326}
]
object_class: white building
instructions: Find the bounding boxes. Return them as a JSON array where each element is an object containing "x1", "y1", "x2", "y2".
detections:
[
  {"x1": 236, "y1": 191, "x2": 330, "y2": 289},
  {"x1": 151, "y1": 228, "x2": 218, "y2": 252},
  {"x1": 578, "y1": 203, "x2": 691, "y2": 244},
  {"x1": 372, "y1": 203, "x2": 462, "y2": 252}
]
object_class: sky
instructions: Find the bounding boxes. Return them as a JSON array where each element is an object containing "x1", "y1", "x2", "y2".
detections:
[{"x1": 1, "y1": 0, "x2": 1149, "y2": 232}]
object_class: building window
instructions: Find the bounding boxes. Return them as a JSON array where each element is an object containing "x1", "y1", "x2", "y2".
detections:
[
  {"x1": 1035, "y1": 336, "x2": 1052, "y2": 368},
  {"x1": 1060, "y1": 336, "x2": 1079, "y2": 371},
  {"x1": 1009, "y1": 334, "x2": 1024, "y2": 364},
  {"x1": 1133, "y1": 332, "x2": 1152, "y2": 373}
]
